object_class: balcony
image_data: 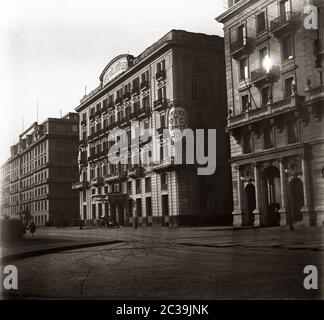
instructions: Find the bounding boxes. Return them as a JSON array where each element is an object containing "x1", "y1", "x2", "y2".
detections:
[
  {"x1": 115, "y1": 97, "x2": 123, "y2": 105},
  {"x1": 72, "y1": 181, "x2": 88, "y2": 190},
  {"x1": 80, "y1": 158, "x2": 87, "y2": 166},
  {"x1": 152, "y1": 157, "x2": 175, "y2": 172},
  {"x1": 123, "y1": 92, "x2": 131, "y2": 101},
  {"x1": 131, "y1": 87, "x2": 140, "y2": 96},
  {"x1": 120, "y1": 116, "x2": 130, "y2": 128},
  {"x1": 156, "y1": 70, "x2": 166, "y2": 81},
  {"x1": 79, "y1": 138, "x2": 87, "y2": 147},
  {"x1": 104, "y1": 171, "x2": 127, "y2": 183},
  {"x1": 270, "y1": 12, "x2": 301, "y2": 37},
  {"x1": 230, "y1": 37, "x2": 253, "y2": 60},
  {"x1": 128, "y1": 166, "x2": 145, "y2": 179},
  {"x1": 227, "y1": 95, "x2": 304, "y2": 129},
  {"x1": 140, "y1": 81, "x2": 149, "y2": 90},
  {"x1": 153, "y1": 98, "x2": 168, "y2": 111},
  {"x1": 81, "y1": 119, "x2": 87, "y2": 126},
  {"x1": 89, "y1": 113, "x2": 96, "y2": 121},
  {"x1": 138, "y1": 106, "x2": 151, "y2": 119},
  {"x1": 306, "y1": 85, "x2": 324, "y2": 102},
  {"x1": 88, "y1": 131, "x2": 99, "y2": 141},
  {"x1": 305, "y1": 85, "x2": 324, "y2": 120},
  {"x1": 91, "y1": 177, "x2": 104, "y2": 187},
  {"x1": 251, "y1": 66, "x2": 280, "y2": 88}
]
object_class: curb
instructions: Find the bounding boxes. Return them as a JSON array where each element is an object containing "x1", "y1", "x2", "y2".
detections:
[{"x1": 1, "y1": 240, "x2": 123, "y2": 263}]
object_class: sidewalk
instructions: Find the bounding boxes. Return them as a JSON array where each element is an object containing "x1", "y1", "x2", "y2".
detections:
[{"x1": 0, "y1": 233, "x2": 123, "y2": 263}]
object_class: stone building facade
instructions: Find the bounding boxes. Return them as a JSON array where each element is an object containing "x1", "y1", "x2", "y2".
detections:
[
  {"x1": 0, "y1": 113, "x2": 80, "y2": 226},
  {"x1": 217, "y1": 0, "x2": 324, "y2": 227},
  {"x1": 73, "y1": 30, "x2": 232, "y2": 227}
]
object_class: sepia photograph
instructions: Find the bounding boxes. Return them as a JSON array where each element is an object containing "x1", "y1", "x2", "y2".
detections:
[{"x1": 0, "y1": 0, "x2": 323, "y2": 306}]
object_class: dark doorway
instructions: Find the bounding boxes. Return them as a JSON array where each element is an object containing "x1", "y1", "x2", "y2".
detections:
[
  {"x1": 146, "y1": 197, "x2": 152, "y2": 226},
  {"x1": 136, "y1": 199, "x2": 142, "y2": 217},
  {"x1": 162, "y1": 195, "x2": 169, "y2": 216},
  {"x1": 92, "y1": 204, "x2": 96, "y2": 220},
  {"x1": 288, "y1": 177, "x2": 304, "y2": 223},
  {"x1": 118, "y1": 203, "x2": 125, "y2": 226},
  {"x1": 98, "y1": 203, "x2": 103, "y2": 218},
  {"x1": 110, "y1": 203, "x2": 117, "y2": 224},
  {"x1": 244, "y1": 183, "x2": 256, "y2": 226},
  {"x1": 262, "y1": 166, "x2": 281, "y2": 226},
  {"x1": 162, "y1": 195, "x2": 169, "y2": 226},
  {"x1": 83, "y1": 205, "x2": 87, "y2": 221}
]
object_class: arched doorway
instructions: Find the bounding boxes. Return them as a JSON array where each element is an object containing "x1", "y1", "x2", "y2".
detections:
[
  {"x1": 288, "y1": 177, "x2": 304, "y2": 223},
  {"x1": 262, "y1": 166, "x2": 281, "y2": 226},
  {"x1": 243, "y1": 183, "x2": 256, "y2": 226}
]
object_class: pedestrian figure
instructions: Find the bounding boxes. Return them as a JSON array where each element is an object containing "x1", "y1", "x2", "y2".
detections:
[{"x1": 29, "y1": 221, "x2": 36, "y2": 238}]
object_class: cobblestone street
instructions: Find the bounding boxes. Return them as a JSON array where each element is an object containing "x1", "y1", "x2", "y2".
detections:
[{"x1": 1, "y1": 226, "x2": 323, "y2": 299}]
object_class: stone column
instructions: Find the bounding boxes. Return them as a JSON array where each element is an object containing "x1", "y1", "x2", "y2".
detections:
[
  {"x1": 233, "y1": 165, "x2": 243, "y2": 226},
  {"x1": 253, "y1": 163, "x2": 261, "y2": 226},
  {"x1": 301, "y1": 156, "x2": 314, "y2": 225},
  {"x1": 279, "y1": 160, "x2": 288, "y2": 226}
]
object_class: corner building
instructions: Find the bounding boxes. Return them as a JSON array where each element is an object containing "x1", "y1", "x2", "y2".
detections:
[
  {"x1": 74, "y1": 30, "x2": 232, "y2": 227},
  {"x1": 217, "y1": 0, "x2": 324, "y2": 227},
  {"x1": 0, "y1": 113, "x2": 80, "y2": 226}
]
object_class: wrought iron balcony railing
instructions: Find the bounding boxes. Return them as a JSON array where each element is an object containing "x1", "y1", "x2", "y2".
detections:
[
  {"x1": 270, "y1": 11, "x2": 301, "y2": 37},
  {"x1": 156, "y1": 70, "x2": 166, "y2": 81},
  {"x1": 153, "y1": 98, "x2": 168, "y2": 110},
  {"x1": 230, "y1": 37, "x2": 253, "y2": 60},
  {"x1": 140, "y1": 81, "x2": 149, "y2": 90}
]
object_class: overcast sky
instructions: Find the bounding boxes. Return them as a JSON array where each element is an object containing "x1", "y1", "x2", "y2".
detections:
[{"x1": 0, "y1": 0, "x2": 226, "y2": 164}]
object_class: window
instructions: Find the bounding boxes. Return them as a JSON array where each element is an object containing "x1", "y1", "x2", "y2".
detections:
[
  {"x1": 263, "y1": 127, "x2": 274, "y2": 150},
  {"x1": 192, "y1": 81, "x2": 207, "y2": 100},
  {"x1": 157, "y1": 60, "x2": 165, "y2": 73},
  {"x1": 145, "y1": 177, "x2": 151, "y2": 193},
  {"x1": 256, "y1": 11, "x2": 266, "y2": 34},
  {"x1": 141, "y1": 71, "x2": 149, "y2": 83},
  {"x1": 142, "y1": 95, "x2": 150, "y2": 109},
  {"x1": 287, "y1": 121, "x2": 298, "y2": 144},
  {"x1": 243, "y1": 132, "x2": 252, "y2": 154},
  {"x1": 136, "y1": 179, "x2": 141, "y2": 194},
  {"x1": 132, "y1": 77, "x2": 139, "y2": 90},
  {"x1": 261, "y1": 86, "x2": 271, "y2": 105},
  {"x1": 284, "y1": 77, "x2": 294, "y2": 97},
  {"x1": 237, "y1": 24, "x2": 247, "y2": 45},
  {"x1": 280, "y1": 0, "x2": 291, "y2": 20},
  {"x1": 161, "y1": 173, "x2": 167, "y2": 190},
  {"x1": 146, "y1": 197, "x2": 152, "y2": 217},
  {"x1": 157, "y1": 86, "x2": 166, "y2": 101},
  {"x1": 124, "y1": 83, "x2": 131, "y2": 94},
  {"x1": 239, "y1": 58, "x2": 249, "y2": 81},
  {"x1": 241, "y1": 94, "x2": 250, "y2": 112},
  {"x1": 127, "y1": 181, "x2": 132, "y2": 194},
  {"x1": 282, "y1": 35, "x2": 293, "y2": 60},
  {"x1": 160, "y1": 113, "x2": 166, "y2": 129},
  {"x1": 108, "y1": 94, "x2": 114, "y2": 106},
  {"x1": 134, "y1": 101, "x2": 140, "y2": 113}
]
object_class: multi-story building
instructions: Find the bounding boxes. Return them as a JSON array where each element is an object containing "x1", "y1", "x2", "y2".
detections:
[
  {"x1": 217, "y1": 0, "x2": 324, "y2": 227},
  {"x1": 0, "y1": 113, "x2": 80, "y2": 226},
  {"x1": 73, "y1": 30, "x2": 232, "y2": 227}
]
